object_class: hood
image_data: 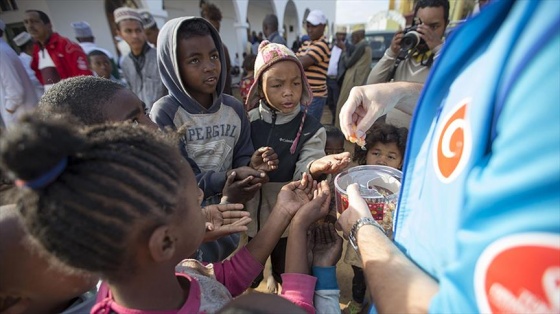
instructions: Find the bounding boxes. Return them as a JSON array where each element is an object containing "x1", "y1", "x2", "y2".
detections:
[{"x1": 157, "y1": 17, "x2": 227, "y2": 113}]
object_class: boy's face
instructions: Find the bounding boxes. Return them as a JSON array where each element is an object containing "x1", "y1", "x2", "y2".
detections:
[
  {"x1": 178, "y1": 35, "x2": 221, "y2": 108},
  {"x1": 260, "y1": 60, "x2": 303, "y2": 114},
  {"x1": 117, "y1": 20, "x2": 146, "y2": 52},
  {"x1": 102, "y1": 89, "x2": 157, "y2": 129},
  {"x1": 89, "y1": 55, "x2": 112, "y2": 79},
  {"x1": 325, "y1": 137, "x2": 345, "y2": 155},
  {"x1": 367, "y1": 142, "x2": 403, "y2": 169}
]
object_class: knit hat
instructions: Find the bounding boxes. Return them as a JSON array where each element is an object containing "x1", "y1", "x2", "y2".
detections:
[
  {"x1": 138, "y1": 9, "x2": 156, "y2": 29},
  {"x1": 114, "y1": 7, "x2": 142, "y2": 25},
  {"x1": 13, "y1": 32, "x2": 32, "y2": 47},
  {"x1": 335, "y1": 25, "x2": 347, "y2": 34},
  {"x1": 71, "y1": 21, "x2": 93, "y2": 38},
  {"x1": 246, "y1": 40, "x2": 314, "y2": 154}
]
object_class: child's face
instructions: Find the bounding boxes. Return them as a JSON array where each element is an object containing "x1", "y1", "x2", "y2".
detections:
[
  {"x1": 178, "y1": 35, "x2": 221, "y2": 108},
  {"x1": 89, "y1": 55, "x2": 112, "y2": 79},
  {"x1": 102, "y1": 89, "x2": 158, "y2": 130},
  {"x1": 325, "y1": 137, "x2": 345, "y2": 155},
  {"x1": 366, "y1": 142, "x2": 403, "y2": 169},
  {"x1": 260, "y1": 60, "x2": 303, "y2": 114},
  {"x1": 173, "y1": 160, "x2": 206, "y2": 258}
]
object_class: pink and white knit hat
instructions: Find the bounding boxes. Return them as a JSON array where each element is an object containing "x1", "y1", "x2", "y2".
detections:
[
  {"x1": 246, "y1": 41, "x2": 314, "y2": 154},
  {"x1": 246, "y1": 40, "x2": 313, "y2": 111}
]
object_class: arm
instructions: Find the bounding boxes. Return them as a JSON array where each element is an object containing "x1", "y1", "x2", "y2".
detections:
[
  {"x1": 229, "y1": 96, "x2": 255, "y2": 169},
  {"x1": 366, "y1": 49, "x2": 398, "y2": 84},
  {"x1": 341, "y1": 41, "x2": 367, "y2": 70},
  {"x1": 0, "y1": 51, "x2": 25, "y2": 114},
  {"x1": 338, "y1": 82, "x2": 423, "y2": 142},
  {"x1": 293, "y1": 127, "x2": 327, "y2": 181},
  {"x1": 297, "y1": 41, "x2": 329, "y2": 70},
  {"x1": 66, "y1": 41, "x2": 93, "y2": 77},
  {"x1": 336, "y1": 184, "x2": 438, "y2": 313}
]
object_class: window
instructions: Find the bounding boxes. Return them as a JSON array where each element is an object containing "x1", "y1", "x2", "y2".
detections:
[{"x1": 0, "y1": 0, "x2": 18, "y2": 12}]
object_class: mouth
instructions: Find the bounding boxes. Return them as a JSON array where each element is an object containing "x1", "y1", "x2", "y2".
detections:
[
  {"x1": 281, "y1": 102, "x2": 296, "y2": 109},
  {"x1": 204, "y1": 77, "x2": 218, "y2": 85}
]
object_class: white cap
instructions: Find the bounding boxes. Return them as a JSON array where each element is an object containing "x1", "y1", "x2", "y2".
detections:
[
  {"x1": 0, "y1": 19, "x2": 5, "y2": 31},
  {"x1": 114, "y1": 7, "x2": 142, "y2": 24},
  {"x1": 71, "y1": 21, "x2": 93, "y2": 38},
  {"x1": 13, "y1": 32, "x2": 32, "y2": 46},
  {"x1": 306, "y1": 10, "x2": 327, "y2": 26}
]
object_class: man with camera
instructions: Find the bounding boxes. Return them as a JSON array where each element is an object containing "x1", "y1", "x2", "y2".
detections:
[{"x1": 366, "y1": 0, "x2": 449, "y2": 128}]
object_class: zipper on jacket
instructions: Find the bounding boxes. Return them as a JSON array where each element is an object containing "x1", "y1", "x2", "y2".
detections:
[{"x1": 257, "y1": 108, "x2": 277, "y2": 232}]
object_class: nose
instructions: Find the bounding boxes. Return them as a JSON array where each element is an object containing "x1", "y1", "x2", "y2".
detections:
[{"x1": 203, "y1": 60, "x2": 217, "y2": 73}]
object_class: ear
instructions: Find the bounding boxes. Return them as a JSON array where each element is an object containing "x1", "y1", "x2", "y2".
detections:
[{"x1": 148, "y1": 225, "x2": 177, "y2": 262}]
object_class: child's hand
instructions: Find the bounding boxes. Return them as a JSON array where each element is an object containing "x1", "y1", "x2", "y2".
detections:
[
  {"x1": 309, "y1": 223, "x2": 343, "y2": 267},
  {"x1": 222, "y1": 171, "x2": 262, "y2": 204},
  {"x1": 229, "y1": 166, "x2": 269, "y2": 185},
  {"x1": 274, "y1": 172, "x2": 316, "y2": 218},
  {"x1": 309, "y1": 152, "x2": 351, "y2": 179},
  {"x1": 292, "y1": 180, "x2": 331, "y2": 228},
  {"x1": 202, "y1": 203, "x2": 252, "y2": 242},
  {"x1": 250, "y1": 147, "x2": 279, "y2": 172}
]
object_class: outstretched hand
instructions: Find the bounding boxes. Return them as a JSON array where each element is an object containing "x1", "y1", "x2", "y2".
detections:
[
  {"x1": 202, "y1": 203, "x2": 251, "y2": 242},
  {"x1": 292, "y1": 180, "x2": 331, "y2": 228},
  {"x1": 309, "y1": 152, "x2": 351, "y2": 179},
  {"x1": 221, "y1": 171, "x2": 263, "y2": 204},
  {"x1": 308, "y1": 223, "x2": 343, "y2": 267},
  {"x1": 275, "y1": 172, "x2": 316, "y2": 218},
  {"x1": 250, "y1": 147, "x2": 279, "y2": 172}
]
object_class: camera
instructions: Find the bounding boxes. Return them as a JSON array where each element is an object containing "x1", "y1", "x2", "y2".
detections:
[{"x1": 400, "y1": 18, "x2": 426, "y2": 51}]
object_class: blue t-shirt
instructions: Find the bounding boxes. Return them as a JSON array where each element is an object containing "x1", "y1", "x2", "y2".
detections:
[{"x1": 391, "y1": 0, "x2": 560, "y2": 312}]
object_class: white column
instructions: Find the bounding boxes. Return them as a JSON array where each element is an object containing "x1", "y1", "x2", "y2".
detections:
[
  {"x1": 273, "y1": 0, "x2": 288, "y2": 38},
  {"x1": 234, "y1": 21, "x2": 250, "y2": 57}
]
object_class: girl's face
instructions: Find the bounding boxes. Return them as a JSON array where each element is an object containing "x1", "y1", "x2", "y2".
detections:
[
  {"x1": 173, "y1": 160, "x2": 206, "y2": 258},
  {"x1": 366, "y1": 142, "x2": 403, "y2": 169},
  {"x1": 260, "y1": 60, "x2": 303, "y2": 114}
]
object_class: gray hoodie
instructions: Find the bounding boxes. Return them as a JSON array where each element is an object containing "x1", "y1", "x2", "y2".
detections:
[
  {"x1": 150, "y1": 17, "x2": 253, "y2": 262},
  {"x1": 150, "y1": 17, "x2": 254, "y2": 199}
]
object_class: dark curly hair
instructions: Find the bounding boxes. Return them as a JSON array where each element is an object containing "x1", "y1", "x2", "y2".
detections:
[
  {"x1": 0, "y1": 115, "x2": 185, "y2": 280},
  {"x1": 353, "y1": 122, "x2": 408, "y2": 167}
]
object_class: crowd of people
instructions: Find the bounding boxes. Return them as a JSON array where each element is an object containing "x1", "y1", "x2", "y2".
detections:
[{"x1": 0, "y1": 0, "x2": 558, "y2": 313}]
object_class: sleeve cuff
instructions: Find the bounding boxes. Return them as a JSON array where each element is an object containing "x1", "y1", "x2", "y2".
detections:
[
  {"x1": 281, "y1": 273, "x2": 317, "y2": 301},
  {"x1": 312, "y1": 266, "x2": 339, "y2": 290}
]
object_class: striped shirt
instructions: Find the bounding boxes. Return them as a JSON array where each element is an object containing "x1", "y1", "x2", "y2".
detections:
[{"x1": 297, "y1": 36, "x2": 330, "y2": 97}]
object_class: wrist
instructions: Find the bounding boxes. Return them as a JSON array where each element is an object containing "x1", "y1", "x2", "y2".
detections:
[{"x1": 349, "y1": 217, "x2": 386, "y2": 252}]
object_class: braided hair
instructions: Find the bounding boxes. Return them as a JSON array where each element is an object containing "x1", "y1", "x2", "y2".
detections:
[
  {"x1": 38, "y1": 76, "x2": 125, "y2": 125},
  {"x1": 0, "y1": 115, "x2": 184, "y2": 280},
  {"x1": 353, "y1": 122, "x2": 408, "y2": 167}
]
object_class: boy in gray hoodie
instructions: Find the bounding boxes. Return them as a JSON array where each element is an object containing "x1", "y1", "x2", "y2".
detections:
[{"x1": 151, "y1": 17, "x2": 275, "y2": 262}]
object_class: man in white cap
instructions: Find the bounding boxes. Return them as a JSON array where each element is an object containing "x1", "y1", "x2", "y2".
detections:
[
  {"x1": 23, "y1": 10, "x2": 92, "y2": 92},
  {"x1": 114, "y1": 7, "x2": 165, "y2": 111},
  {"x1": 138, "y1": 9, "x2": 159, "y2": 48},
  {"x1": 13, "y1": 31, "x2": 44, "y2": 98},
  {"x1": 335, "y1": 24, "x2": 372, "y2": 128},
  {"x1": 296, "y1": 9, "x2": 331, "y2": 121},
  {"x1": 0, "y1": 19, "x2": 39, "y2": 128}
]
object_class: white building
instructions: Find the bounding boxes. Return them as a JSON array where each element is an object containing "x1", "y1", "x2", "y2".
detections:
[{"x1": 0, "y1": 0, "x2": 336, "y2": 64}]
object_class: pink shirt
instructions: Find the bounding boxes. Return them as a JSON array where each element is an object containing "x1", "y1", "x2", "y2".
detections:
[{"x1": 91, "y1": 247, "x2": 316, "y2": 313}]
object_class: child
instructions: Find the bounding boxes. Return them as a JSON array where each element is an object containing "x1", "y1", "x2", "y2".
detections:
[
  {"x1": 0, "y1": 116, "x2": 330, "y2": 314},
  {"x1": 153, "y1": 17, "x2": 281, "y2": 261},
  {"x1": 245, "y1": 41, "x2": 351, "y2": 288},
  {"x1": 0, "y1": 204, "x2": 99, "y2": 314},
  {"x1": 240, "y1": 54, "x2": 256, "y2": 108},
  {"x1": 324, "y1": 125, "x2": 346, "y2": 224},
  {"x1": 87, "y1": 50, "x2": 126, "y2": 86},
  {"x1": 344, "y1": 122, "x2": 408, "y2": 314}
]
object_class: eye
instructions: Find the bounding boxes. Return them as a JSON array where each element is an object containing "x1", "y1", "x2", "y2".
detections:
[
  {"x1": 210, "y1": 54, "x2": 219, "y2": 60},
  {"x1": 388, "y1": 155, "x2": 396, "y2": 160},
  {"x1": 293, "y1": 81, "x2": 301, "y2": 86},
  {"x1": 271, "y1": 84, "x2": 281, "y2": 88},
  {"x1": 189, "y1": 58, "x2": 199, "y2": 64}
]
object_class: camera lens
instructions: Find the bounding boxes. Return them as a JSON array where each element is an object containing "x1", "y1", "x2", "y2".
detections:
[{"x1": 401, "y1": 31, "x2": 420, "y2": 50}]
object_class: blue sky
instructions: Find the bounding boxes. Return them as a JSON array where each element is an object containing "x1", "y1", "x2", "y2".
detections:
[{"x1": 336, "y1": 0, "x2": 390, "y2": 25}]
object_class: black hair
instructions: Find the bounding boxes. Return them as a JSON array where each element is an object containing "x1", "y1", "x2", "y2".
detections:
[
  {"x1": 242, "y1": 54, "x2": 256, "y2": 73},
  {"x1": 414, "y1": 0, "x2": 450, "y2": 23},
  {"x1": 201, "y1": 3, "x2": 222, "y2": 22},
  {"x1": 353, "y1": 122, "x2": 408, "y2": 166},
  {"x1": 177, "y1": 19, "x2": 213, "y2": 42},
  {"x1": 0, "y1": 115, "x2": 183, "y2": 280},
  {"x1": 324, "y1": 125, "x2": 344, "y2": 142},
  {"x1": 25, "y1": 10, "x2": 51, "y2": 24},
  {"x1": 38, "y1": 76, "x2": 125, "y2": 125},
  {"x1": 87, "y1": 49, "x2": 110, "y2": 62}
]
